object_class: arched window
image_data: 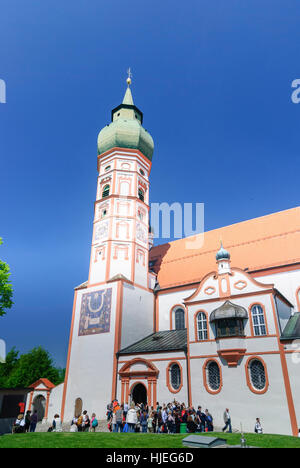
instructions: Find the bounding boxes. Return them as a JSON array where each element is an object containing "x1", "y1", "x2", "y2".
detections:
[
  {"x1": 249, "y1": 359, "x2": 266, "y2": 391},
  {"x1": 138, "y1": 188, "x2": 144, "y2": 202},
  {"x1": 206, "y1": 361, "x2": 221, "y2": 392},
  {"x1": 197, "y1": 312, "x2": 208, "y2": 340},
  {"x1": 251, "y1": 305, "x2": 267, "y2": 336},
  {"x1": 102, "y1": 184, "x2": 110, "y2": 198},
  {"x1": 175, "y1": 309, "x2": 185, "y2": 330},
  {"x1": 170, "y1": 363, "x2": 181, "y2": 390}
]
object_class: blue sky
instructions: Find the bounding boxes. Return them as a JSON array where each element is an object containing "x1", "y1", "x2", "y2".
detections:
[{"x1": 0, "y1": 0, "x2": 299, "y2": 368}]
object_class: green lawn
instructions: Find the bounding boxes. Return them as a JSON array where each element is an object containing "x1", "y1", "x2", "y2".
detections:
[{"x1": 0, "y1": 431, "x2": 299, "y2": 448}]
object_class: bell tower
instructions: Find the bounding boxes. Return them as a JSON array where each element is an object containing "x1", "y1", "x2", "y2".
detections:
[
  {"x1": 88, "y1": 76, "x2": 154, "y2": 289},
  {"x1": 61, "y1": 76, "x2": 155, "y2": 421}
]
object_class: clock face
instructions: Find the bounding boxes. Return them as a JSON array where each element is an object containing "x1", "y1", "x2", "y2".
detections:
[{"x1": 78, "y1": 288, "x2": 112, "y2": 336}]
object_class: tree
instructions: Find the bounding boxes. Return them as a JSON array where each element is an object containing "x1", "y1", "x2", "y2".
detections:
[
  {"x1": 0, "y1": 347, "x2": 65, "y2": 388},
  {"x1": 0, "y1": 347, "x2": 19, "y2": 387},
  {"x1": 0, "y1": 238, "x2": 13, "y2": 316},
  {"x1": 7, "y1": 346, "x2": 64, "y2": 388}
]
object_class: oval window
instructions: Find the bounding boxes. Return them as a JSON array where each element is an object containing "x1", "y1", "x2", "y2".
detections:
[
  {"x1": 170, "y1": 364, "x2": 181, "y2": 390},
  {"x1": 249, "y1": 359, "x2": 266, "y2": 391},
  {"x1": 207, "y1": 361, "x2": 221, "y2": 391}
]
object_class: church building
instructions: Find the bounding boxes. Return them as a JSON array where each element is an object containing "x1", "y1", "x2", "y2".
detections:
[{"x1": 25, "y1": 78, "x2": 300, "y2": 436}]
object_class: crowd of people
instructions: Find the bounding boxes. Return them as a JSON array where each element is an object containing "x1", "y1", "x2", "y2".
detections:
[
  {"x1": 69, "y1": 411, "x2": 99, "y2": 432},
  {"x1": 106, "y1": 400, "x2": 215, "y2": 434},
  {"x1": 12, "y1": 410, "x2": 65, "y2": 434},
  {"x1": 12, "y1": 410, "x2": 39, "y2": 434},
  {"x1": 12, "y1": 400, "x2": 264, "y2": 435},
  {"x1": 106, "y1": 400, "x2": 256, "y2": 435}
]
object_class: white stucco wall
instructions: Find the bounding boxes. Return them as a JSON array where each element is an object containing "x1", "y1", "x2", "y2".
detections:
[
  {"x1": 285, "y1": 350, "x2": 300, "y2": 431},
  {"x1": 158, "y1": 287, "x2": 196, "y2": 331},
  {"x1": 47, "y1": 383, "x2": 64, "y2": 422},
  {"x1": 121, "y1": 283, "x2": 154, "y2": 350},
  {"x1": 189, "y1": 352, "x2": 293, "y2": 435},
  {"x1": 253, "y1": 269, "x2": 300, "y2": 310}
]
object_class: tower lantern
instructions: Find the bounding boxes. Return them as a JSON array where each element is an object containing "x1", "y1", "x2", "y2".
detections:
[{"x1": 216, "y1": 241, "x2": 231, "y2": 275}]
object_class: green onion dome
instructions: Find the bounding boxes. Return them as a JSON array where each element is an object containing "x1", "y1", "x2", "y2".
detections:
[
  {"x1": 97, "y1": 86, "x2": 154, "y2": 161},
  {"x1": 216, "y1": 242, "x2": 230, "y2": 261}
]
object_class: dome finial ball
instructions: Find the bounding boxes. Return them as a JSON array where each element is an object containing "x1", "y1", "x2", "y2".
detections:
[{"x1": 126, "y1": 67, "x2": 132, "y2": 86}]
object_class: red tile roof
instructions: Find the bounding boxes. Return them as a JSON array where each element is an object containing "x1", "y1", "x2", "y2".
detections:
[
  {"x1": 29, "y1": 378, "x2": 56, "y2": 389},
  {"x1": 150, "y1": 207, "x2": 300, "y2": 290}
]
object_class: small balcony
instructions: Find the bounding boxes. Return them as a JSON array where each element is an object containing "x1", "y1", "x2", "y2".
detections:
[{"x1": 210, "y1": 301, "x2": 248, "y2": 367}]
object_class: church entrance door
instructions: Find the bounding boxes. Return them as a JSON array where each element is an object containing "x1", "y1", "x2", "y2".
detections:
[{"x1": 131, "y1": 383, "x2": 147, "y2": 405}]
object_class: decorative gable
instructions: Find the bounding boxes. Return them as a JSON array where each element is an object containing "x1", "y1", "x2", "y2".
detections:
[{"x1": 184, "y1": 268, "x2": 274, "y2": 305}]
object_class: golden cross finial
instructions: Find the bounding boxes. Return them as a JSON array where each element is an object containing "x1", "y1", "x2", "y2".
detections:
[{"x1": 126, "y1": 67, "x2": 132, "y2": 86}]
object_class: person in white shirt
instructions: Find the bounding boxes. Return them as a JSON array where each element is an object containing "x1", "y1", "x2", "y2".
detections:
[
  {"x1": 126, "y1": 404, "x2": 137, "y2": 433},
  {"x1": 13, "y1": 414, "x2": 26, "y2": 434},
  {"x1": 222, "y1": 408, "x2": 232, "y2": 433},
  {"x1": 254, "y1": 418, "x2": 263, "y2": 434},
  {"x1": 162, "y1": 407, "x2": 168, "y2": 425},
  {"x1": 52, "y1": 414, "x2": 62, "y2": 432},
  {"x1": 70, "y1": 421, "x2": 78, "y2": 432}
]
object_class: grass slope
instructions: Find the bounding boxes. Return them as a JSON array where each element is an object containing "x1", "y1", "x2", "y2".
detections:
[{"x1": 0, "y1": 432, "x2": 300, "y2": 448}]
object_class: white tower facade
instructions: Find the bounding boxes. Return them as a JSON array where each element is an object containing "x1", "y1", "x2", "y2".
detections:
[{"x1": 88, "y1": 148, "x2": 151, "y2": 289}]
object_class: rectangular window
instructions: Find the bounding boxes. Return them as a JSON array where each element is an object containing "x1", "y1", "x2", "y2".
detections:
[
  {"x1": 275, "y1": 296, "x2": 292, "y2": 334},
  {"x1": 216, "y1": 318, "x2": 245, "y2": 338},
  {"x1": 197, "y1": 313, "x2": 208, "y2": 340}
]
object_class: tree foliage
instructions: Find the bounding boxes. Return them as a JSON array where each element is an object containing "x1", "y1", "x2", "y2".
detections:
[
  {"x1": 0, "y1": 347, "x2": 19, "y2": 387},
  {"x1": 0, "y1": 238, "x2": 13, "y2": 317},
  {"x1": 0, "y1": 346, "x2": 65, "y2": 388}
]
